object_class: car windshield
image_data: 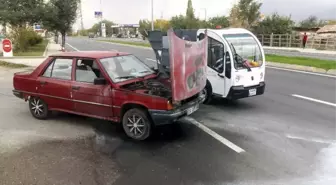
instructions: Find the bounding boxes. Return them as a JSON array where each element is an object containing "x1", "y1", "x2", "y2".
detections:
[
  {"x1": 100, "y1": 55, "x2": 155, "y2": 82},
  {"x1": 223, "y1": 33, "x2": 263, "y2": 70}
]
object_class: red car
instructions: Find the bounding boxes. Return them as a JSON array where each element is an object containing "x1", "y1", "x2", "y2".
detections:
[{"x1": 12, "y1": 50, "x2": 206, "y2": 140}]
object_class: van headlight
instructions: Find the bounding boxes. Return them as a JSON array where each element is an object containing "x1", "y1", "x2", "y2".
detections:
[
  {"x1": 260, "y1": 72, "x2": 263, "y2": 80},
  {"x1": 235, "y1": 75, "x2": 240, "y2": 82}
]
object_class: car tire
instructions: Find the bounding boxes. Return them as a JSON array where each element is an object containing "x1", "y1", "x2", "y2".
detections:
[
  {"x1": 28, "y1": 97, "x2": 50, "y2": 120},
  {"x1": 122, "y1": 108, "x2": 152, "y2": 141},
  {"x1": 202, "y1": 81, "x2": 212, "y2": 104}
]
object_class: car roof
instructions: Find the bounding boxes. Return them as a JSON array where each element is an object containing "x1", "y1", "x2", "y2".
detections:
[{"x1": 50, "y1": 51, "x2": 130, "y2": 59}]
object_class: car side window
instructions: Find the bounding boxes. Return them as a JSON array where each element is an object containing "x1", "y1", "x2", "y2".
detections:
[
  {"x1": 42, "y1": 58, "x2": 73, "y2": 80},
  {"x1": 207, "y1": 37, "x2": 225, "y2": 73},
  {"x1": 75, "y1": 59, "x2": 101, "y2": 83}
]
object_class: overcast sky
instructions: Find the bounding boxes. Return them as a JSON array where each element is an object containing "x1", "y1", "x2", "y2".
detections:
[{"x1": 75, "y1": 0, "x2": 336, "y2": 30}]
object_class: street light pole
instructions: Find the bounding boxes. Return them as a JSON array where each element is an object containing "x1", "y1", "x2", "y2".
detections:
[
  {"x1": 151, "y1": 0, "x2": 154, "y2": 30},
  {"x1": 201, "y1": 8, "x2": 207, "y2": 21}
]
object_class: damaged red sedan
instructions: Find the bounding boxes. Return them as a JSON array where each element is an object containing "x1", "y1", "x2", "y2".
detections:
[{"x1": 12, "y1": 29, "x2": 208, "y2": 140}]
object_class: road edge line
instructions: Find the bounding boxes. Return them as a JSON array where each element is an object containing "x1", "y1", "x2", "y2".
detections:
[
  {"x1": 292, "y1": 94, "x2": 336, "y2": 107},
  {"x1": 184, "y1": 117, "x2": 246, "y2": 153},
  {"x1": 66, "y1": 43, "x2": 80, "y2": 51},
  {"x1": 267, "y1": 66, "x2": 336, "y2": 78}
]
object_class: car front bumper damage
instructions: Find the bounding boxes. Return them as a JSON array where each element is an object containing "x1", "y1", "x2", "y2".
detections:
[{"x1": 148, "y1": 93, "x2": 206, "y2": 125}]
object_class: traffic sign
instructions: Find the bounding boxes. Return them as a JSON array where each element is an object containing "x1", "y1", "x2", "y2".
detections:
[{"x1": 2, "y1": 39, "x2": 13, "y2": 57}]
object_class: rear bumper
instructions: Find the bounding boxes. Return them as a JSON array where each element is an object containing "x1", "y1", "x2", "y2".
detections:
[
  {"x1": 148, "y1": 93, "x2": 205, "y2": 126},
  {"x1": 13, "y1": 90, "x2": 24, "y2": 99},
  {"x1": 227, "y1": 82, "x2": 265, "y2": 100}
]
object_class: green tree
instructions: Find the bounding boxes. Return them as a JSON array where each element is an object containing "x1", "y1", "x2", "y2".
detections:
[
  {"x1": 139, "y1": 19, "x2": 151, "y2": 38},
  {"x1": 170, "y1": 15, "x2": 187, "y2": 29},
  {"x1": 299, "y1": 15, "x2": 327, "y2": 28},
  {"x1": 185, "y1": 0, "x2": 199, "y2": 29},
  {"x1": 42, "y1": 0, "x2": 78, "y2": 48},
  {"x1": 207, "y1": 16, "x2": 230, "y2": 28},
  {"x1": 253, "y1": 13, "x2": 295, "y2": 34},
  {"x1": 89, "y1": 20, "x2": 115, "y2": 36},
  {"x1": 0, "y1": 0, "x2": 45, "y2": 27},
  {"x1": 229, "y1": 0, "x2": 262, "y2": 29}
]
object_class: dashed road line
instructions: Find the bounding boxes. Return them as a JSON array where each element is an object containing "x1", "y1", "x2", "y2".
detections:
[
  {"x1": 292, "y1": 94, "x2": 336, "y2": 107},
  {"x1": 184, "y1": 117, "x2": 246, "y2": 153}
]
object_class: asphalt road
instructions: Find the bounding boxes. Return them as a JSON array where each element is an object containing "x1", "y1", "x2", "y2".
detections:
[{"x1": 0, "y1": 37, "x2": 335, "y2": 185}]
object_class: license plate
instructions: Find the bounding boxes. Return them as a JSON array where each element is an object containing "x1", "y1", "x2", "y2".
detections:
[
  {"x1": 249, "y1": 88, "x2": 257, "y2": 96},
  {"x1": 186, "y1": 104, "x2": 199, "y2": 115}
]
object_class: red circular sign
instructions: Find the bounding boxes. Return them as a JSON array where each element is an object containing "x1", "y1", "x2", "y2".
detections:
[{"x1": 2, "y1": 39, "x2": 12, "y2": 53}]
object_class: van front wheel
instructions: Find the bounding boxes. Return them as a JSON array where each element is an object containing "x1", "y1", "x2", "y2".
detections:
[{"x1": 202, "y1": 83, "x2": 212, "y2": 104}]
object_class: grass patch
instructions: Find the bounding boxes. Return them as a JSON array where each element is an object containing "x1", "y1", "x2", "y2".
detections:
[
  {"x1": 266, "y1": 54, "x2": 336, "y2": 70},
  {"x1": 98, "y1": 39, "x2": 336, "y2": 70},
  {"x1": 13, "y1": 39, "x2": 48, "y2": 56},
  {"x1": 0, "y1": 60, "x2": 29, "y2": 68}
]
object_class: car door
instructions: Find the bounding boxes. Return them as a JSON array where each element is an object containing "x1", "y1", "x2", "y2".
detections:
[
  {"x1": 71, "y1": 58, "x2": 113, "y2": 119},
  {"x1": 36, "y1": 57, "x2": 74, "y2": 111}
]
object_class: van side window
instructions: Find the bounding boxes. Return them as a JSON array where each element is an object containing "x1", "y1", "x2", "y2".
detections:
[{"x1": 207, "y1": 37, "x2": 224, "y2": 73}]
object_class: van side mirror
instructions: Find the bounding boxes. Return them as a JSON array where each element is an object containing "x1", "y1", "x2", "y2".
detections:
[{"x1": 94, "y1": 77, "x2": 107, "y2": 85}]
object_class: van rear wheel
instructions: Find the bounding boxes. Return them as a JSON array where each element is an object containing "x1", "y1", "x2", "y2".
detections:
[{"x1": 122, "y1": 108, "x2": 152, "y2": 141}]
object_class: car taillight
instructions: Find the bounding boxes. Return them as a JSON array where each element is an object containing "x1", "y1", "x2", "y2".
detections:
[{"x1": 167, "y1": 101, "x2": 173, "y2": 110}]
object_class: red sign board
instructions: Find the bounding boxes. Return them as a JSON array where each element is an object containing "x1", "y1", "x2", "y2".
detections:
[
  {"x1": 2, "y1": 39, "x2": 12, "y2": 53},
  {"x1": 168, "y1": 29, "x2": 208, "y2": 102}
]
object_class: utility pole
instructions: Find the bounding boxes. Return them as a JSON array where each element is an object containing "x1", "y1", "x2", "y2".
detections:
[
  {"x1": 151, "y1": 0, "x2": 154, "y2": 30},
  {"x1": 78, "y1": 0, "x2": 84, "y2": 34}
]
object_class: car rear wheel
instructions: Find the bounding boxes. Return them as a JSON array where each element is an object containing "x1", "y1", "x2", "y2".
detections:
[
  {"x1": 122, "y1": 108, "x2": 152, "y2": 141},
  {"x1": 29, "y1": 97, "x2": 50, "y2": 120}
]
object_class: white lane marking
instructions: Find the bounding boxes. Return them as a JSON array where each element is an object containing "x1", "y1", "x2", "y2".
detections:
[
  {"x1": 146, "y1": 58, "x2": 156, "y2": 62},
  {"x1": 66, "y1": 43, "x2": 80, "y2": 51},
  {"x1": 292, "y1": 94, "x2": 336, "y2": 107},
  {"x1": 267, "y1": 66, "x2": 336, "y2": 78},
  {"x1": 286, "y1": 134, "x2": 336, "y2": 144},
  {"x1": 184, "y1": 117, "x2": 246, "y2": 153}
]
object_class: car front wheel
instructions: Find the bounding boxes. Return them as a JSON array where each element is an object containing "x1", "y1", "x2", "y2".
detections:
[
  {"x1": 28, "y1": 97, "x2": 50, "y2": 120},
  {"x1": 122, "y1": 108, "x2": 152, "y2": 141}
]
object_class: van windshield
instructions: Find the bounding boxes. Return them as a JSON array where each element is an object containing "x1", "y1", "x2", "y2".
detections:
[{"x1": 223, "y1": 33, "x2": 263, "y2": 70}]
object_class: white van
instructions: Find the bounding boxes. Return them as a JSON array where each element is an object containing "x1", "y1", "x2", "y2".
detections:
[{"x1": 196, "y1": 28, "x2": 266, "y2": 103}]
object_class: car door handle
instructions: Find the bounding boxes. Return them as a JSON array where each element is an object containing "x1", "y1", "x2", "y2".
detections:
[
  {"x1": 218, "y1": 74, "x2": 224, "y2": 78},
  {"x1": 72, "y1": 86, "x2": 80, "y2": 90}
]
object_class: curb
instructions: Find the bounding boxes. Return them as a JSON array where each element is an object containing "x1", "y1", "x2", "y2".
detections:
[{"x1": 266, "y1": 62, "x2": 336, "y2": 76}]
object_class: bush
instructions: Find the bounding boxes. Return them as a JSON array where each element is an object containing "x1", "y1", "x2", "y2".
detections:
[{"x1": 10, "y1": 27, "x2": 44, "y2": 52}]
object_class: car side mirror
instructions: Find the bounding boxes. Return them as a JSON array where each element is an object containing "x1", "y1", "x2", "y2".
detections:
[{"x1": 94, "y1": 77, "x2": 107, "y2": 85}]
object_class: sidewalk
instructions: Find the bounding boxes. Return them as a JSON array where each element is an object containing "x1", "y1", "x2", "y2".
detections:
[{"x1": 0, "y1": 38, "x2": 63, "y2": 67}]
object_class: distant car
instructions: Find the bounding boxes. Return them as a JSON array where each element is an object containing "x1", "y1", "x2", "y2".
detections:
[
  {"x1": 88, "y1": 33, "x2": 94, "y2": 38},
  {"x1": 12, "y1": 51, "x2": 205, "y2": 140}
]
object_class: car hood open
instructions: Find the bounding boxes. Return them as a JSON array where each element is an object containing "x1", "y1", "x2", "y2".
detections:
[{"x1": 148, "y1": 29, "x2": 208, "y2": 102}]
